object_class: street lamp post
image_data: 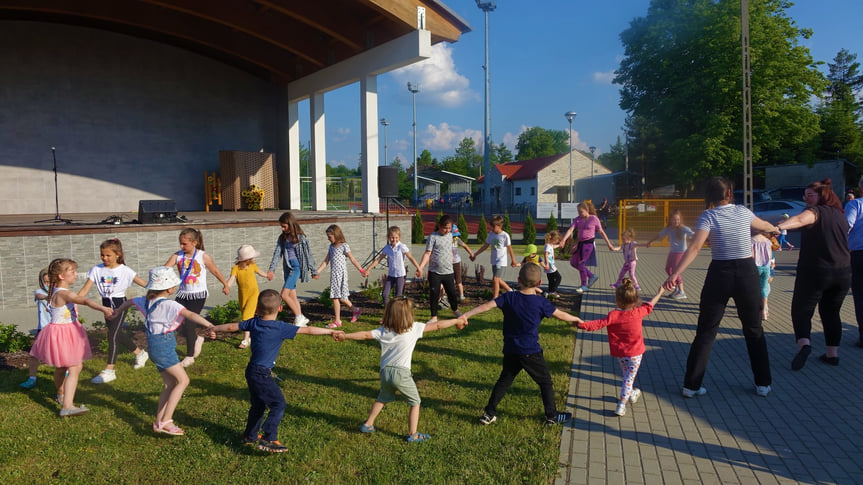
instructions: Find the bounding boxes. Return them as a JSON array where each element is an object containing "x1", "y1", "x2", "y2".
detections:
[
  {"x1": 565, "y1": 111, "x2": 577, "y2": 202},
  {"x1": 380, "y1": 118, "x2": 390, "y2": 166},
  {"x1": 589, "y1": 146, "x2": 596, "y2": 178},
  {"x1": 476, "y1": 0, "x2": 496, "y2": 216},
  {"x1": 407, "y1": 82, "x2": 420, "y2": 205}
]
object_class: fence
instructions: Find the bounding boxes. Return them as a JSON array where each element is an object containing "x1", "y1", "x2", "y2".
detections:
[{"x1": 617, "y1": 199, "x2": 704, "y2": 245}]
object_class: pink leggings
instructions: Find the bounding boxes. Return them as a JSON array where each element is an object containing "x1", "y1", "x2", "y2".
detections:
[{"x1": 615, "y1": 261, "x2": 639, "y2": 288}]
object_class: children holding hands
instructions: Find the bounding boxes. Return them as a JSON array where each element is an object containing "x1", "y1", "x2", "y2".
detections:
[
  {"x1": 226, "y1": 245, "x2": 268, "y2": 348},
  {"x1": 208, "y1": 289, "x2": 340, "y2": 452},
  {"x1": 471, "y1": 215, "x2": 520, "y2": 298},
  {"x1": 317, "y1": 224, "x2": 365, "y2": 328},
  {"x1": 362, "y1": 226, "x2": 421, "y2": 307},
  {"x1": 415, "y1": 215, "x2": 462, "y2": 322}
]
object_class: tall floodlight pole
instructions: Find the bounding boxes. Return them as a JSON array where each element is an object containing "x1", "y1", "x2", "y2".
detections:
[
  {"x1": 477, "y1": 0, "x2": 495, "y2": 215},
  {"x1": 741, "y1": 0, "x2": 753, "y2": 209},
  {"x1": 589, "y1": 146, "x2": 596, "y2": 178},
  {"x1": 380, "y1": 118, "x2": 390, "y2": 166},
  {"x1": 565, "y1": 111, "x2": 577, "y2": 202},
  {"x1": 407, "y1": 82, "x2": 420, "y2": 205}
]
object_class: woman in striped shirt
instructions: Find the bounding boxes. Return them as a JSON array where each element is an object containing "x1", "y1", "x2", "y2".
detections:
[{"x1": 664, "y1": 177, "x2": 777, "y2": 398}]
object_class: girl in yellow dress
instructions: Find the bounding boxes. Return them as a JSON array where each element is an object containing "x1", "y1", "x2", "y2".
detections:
[{"x1": 226, "y1": 245, "x2": 268, "y2": 348}]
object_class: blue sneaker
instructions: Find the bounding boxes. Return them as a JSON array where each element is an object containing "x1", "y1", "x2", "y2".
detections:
[
  {"x1": 587, "y1": 275, "x2": 599, "y2": 287},
  {"x1": 20, "y1": 376, "x2": 36, "y2": 389}
]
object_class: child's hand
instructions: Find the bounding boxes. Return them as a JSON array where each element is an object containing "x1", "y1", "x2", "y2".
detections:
[
  {"x1": 266, "y1": 271, "x2": 275, "y2": 281},
  {"x1": 456, "y1": 316, "x2": 468, "y2": 330},
  {"x1": 101, "y1": 307, "x2": 115, "y2": 319},
  {"x1": 332, "y1": 331, "x2": 346, "y2": 342},
  {"x1": 511, "y1": 261, "x2": 520, "y2": 267},
  {"x1": 222, "y1": 285, "x2": 230, "y2": 295},
  {"x1": 207, "y1": 330, "x2": 216, "y2": 340},
  {"x1": 469, "y1": 254, "x2": 476, "y2": 261},
  {"x1": 312, "y1": 274, "x2": 319, "y2": 280},
  {"x1": 415, "y1": 269, "x2": 423, "y2": 279},
  {"x1": 572, "y1": 317, "x2": 584, "y2": 326}
]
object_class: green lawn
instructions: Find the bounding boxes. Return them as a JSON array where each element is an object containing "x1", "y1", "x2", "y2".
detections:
[{"x1": 1, "y1": 307, "x2": 577, "y2": 484}]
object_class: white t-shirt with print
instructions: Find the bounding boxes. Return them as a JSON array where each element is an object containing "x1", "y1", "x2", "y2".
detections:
[
  {"x1": 87, "y1": 264, "x2": 138, "y2": 298},
  {"x1": 486, "y1": 231, "x2": 512, "y2": 267}
]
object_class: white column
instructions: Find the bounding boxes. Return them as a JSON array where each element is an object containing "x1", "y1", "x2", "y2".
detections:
[
  {"x1": 286, "y1": 101, "x2": 301, "y2": 210},
  {"x1": 360, "y1": 75, "x2": 380, "y2": 213},
  {"x1": 310, "y1": 93, "x2": 327, "y2": 211}
]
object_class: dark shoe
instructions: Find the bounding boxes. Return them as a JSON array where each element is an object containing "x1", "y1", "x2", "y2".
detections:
[
  {"x1": 818, "y1": 354, "x2": 839, "y2": 366},
  {"x1": 479, "y1": 413, "x2": 497, "y2": 425},
  {"x1": 241, "y1": 435, "x2": 259, "y2": 447},
  {"x1": 257, "y1": 439, "x2": 287, "y2": 453},
  {"x1": 545, "y1": 411, "x2": 572, "y2": 425},
  {"x1": 791, "y1": 345, "x2": 812, "y2": 371}
]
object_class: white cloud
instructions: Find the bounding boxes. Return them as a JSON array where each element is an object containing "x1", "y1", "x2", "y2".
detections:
[
  {"x1": 392, "y1": 44, "x2": 479, "y2": 108},
  {"x1": 567, "y1": 127, "x2": 590, "y2": 152},
  {"x1": 592, "y1": 70, "x2": 615, "y2": 85},
  {"x1": 422, "y1": 122, "x2": 482, "y2": 152}
]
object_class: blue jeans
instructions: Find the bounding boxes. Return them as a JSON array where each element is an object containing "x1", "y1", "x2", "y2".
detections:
[
  {"x1": 244, "y1": 364, "x2": 286, "y2": 441},
  {"x1": 146, "y1": 331, "x2": 179, "y2": 372}
]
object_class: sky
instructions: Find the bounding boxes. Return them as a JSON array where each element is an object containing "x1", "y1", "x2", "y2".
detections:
[{"x1": 300, "y1": 0, "x2": 863, "y2": 170}]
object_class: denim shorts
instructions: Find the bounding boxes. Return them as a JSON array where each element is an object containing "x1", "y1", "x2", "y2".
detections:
[
  {"x1": 283, "y1": 259, "x2": 300, "y2": 290},
  {"x1": 146, "y1": 331, "x2": 180, "y2": 372},
  {"x1": 378, "y1": 365, "x2": 420, "y2": 406}
]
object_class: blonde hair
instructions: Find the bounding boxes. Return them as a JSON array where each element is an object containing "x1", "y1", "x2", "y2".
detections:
[
  {"x1": 326, "y1": 224, "x2": 347, "y2": 244},
  {"x1": 622, "y1": 228, "x2": 636, "y2": 240},
  {"x1": 387, "y1": 226, "x2": 402, "y2": 237},
  {"x1": 382, "y1": 298, "x2": 414, "y2": 334},
  {"x1": 179, "y1": 228, "x2": 205, "y2": 250},
  {"x1": 545, "y1": 230, "x2": 561, "y2": 244},
  {"x1": 615, "y1": 278, "x2": 640, "y2": 310},
  {"x1": 100, "y1": 238, "x2": 126, "y2": 264},
  {"x1": 518, "y1": 263, "x2": 543, "y2": 288}
]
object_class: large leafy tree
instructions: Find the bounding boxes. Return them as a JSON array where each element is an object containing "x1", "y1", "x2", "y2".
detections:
[
  {"x1": 614, "y1": 0, "x2": 825, "y2": 189},
  {"x1": 491, "y1": 142, "x2": 514, "y2": 165},
  {"x1": 817, "y1": 49, "x2": 863, "y2": 163},
  {"x1": 515, "y1": 127, "x2": 569, "y2": 160}
]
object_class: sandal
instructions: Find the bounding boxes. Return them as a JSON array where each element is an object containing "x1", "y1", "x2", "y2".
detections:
[
  {"x1": 153, "y1": 419, "x2": 185, "y2": 436},
  {"x1": 406, "y1": 433, "x2": 430, "y2": 443},
  {"x1": 326, "y1": 321, "x2": 342, "y2": 329},
  {"x1": 238, "y1": 339, "x2": 250, "y2": 349},
  {"x1": 56, "y1": 394, "x2": 64, "y2": 406}
]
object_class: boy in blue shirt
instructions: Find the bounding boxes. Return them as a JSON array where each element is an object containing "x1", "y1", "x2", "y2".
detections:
[
  {"x1": 461, "y1": 263, "x2": 579, "y2": 425},
  {"x1": 209, "y1": 289, "x2": 338, "y2": 452}
]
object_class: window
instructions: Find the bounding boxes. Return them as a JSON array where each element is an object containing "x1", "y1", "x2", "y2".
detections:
[
  {"x1": 530, "y1": 187, "x2": 535, "y2": 196},
  {"x1": 515, "y1": 187, "x2": 522, "y2": 196}
]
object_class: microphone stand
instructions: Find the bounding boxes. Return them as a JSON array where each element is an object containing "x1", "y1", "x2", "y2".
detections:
[{"x1": 35, "y1": 147, "x2": 72, "y2": 224}]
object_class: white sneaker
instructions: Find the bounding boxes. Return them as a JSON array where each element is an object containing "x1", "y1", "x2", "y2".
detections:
[
  {"x1": 681, "y1": 386, "x2": 707, "y2": 398},
  {"x1": 294, "y1": 314, "x2": 309, "y2": 327},
  {"x1": 629, "y1": 388, "x2": 642, "y2": 404},
  {"x1": 133, "y1": 350, "x2": 149, "y2": 369},
  {"x1": 669, "y1": 287, "x2": 680, "y2": 298},
  {"x1": 192, "y1": 336, "x2": 204, "y2": 358},
  {"x1": 91, "y1": 370, "x2": 116, "y2": 384},
  {"x1": 180, "y1": 356, "x2": 195, "y2": 368},
  {"x1": 615, "y1": 402, "x2": 626, "y2": 416},
  {"x1": 671, "y1": 291, "x2": 687, "y2": 300},
  {"x1": 755, "y1": 385, "x2": 772, "y2": 397}
]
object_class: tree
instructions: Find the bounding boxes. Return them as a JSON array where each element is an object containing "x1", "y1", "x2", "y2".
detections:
[
  {"x1": 390, "y1": 157, "x2": 414, "y2": 201},
  {"x1": 598, "y1": 136, "x2": 628, "y2": 173},
  {"x1": 441, "y1": 137, "x2": 482, "y2": 178},
  {"x1": 477, "y1": 214, "x2": 489, "y2": 245},
  {"x1": 502, "y1": 212, "x2": 512, "y2": 236},
  {"x1": 546, "y1": 213, "x2": 558, "y2": 235},
  {"x1": 523, "y1": 212, "x2": 536, "y2": 245},
  {"x1": 515, "y1": 127, "x2": 569, "y2": 161},
  {"x1": 457, "y1": 213, "x2": 469, "y2": 243},
  {"x1": 818, "y1": 49, "x2": 863, "y2": 163},
  {"x1": 490, "y1": 142, "x2": 514, "y2": 165},
  {"x1": 412, "y1": 210, "x2": 425, "y2": 244},
  {"x1": 614, "y1": 0, "x2": 825, "y2": 189}
]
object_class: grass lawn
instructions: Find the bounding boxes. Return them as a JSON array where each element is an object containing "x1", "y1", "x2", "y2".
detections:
[{"x1": 1, "y1": 306, "x2": 578, "y2": 483}]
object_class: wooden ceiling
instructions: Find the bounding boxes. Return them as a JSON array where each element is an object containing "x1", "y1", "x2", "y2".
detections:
[{"x1": 0, "y1": 0, "x2": 470, "y2": 83}]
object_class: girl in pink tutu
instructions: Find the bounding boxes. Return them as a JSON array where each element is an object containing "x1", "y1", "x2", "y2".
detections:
[{"x1": 29, "y1": 258, "x2": 114, "y2": 417}]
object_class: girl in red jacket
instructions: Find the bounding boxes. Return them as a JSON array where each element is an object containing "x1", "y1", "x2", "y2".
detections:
[{"x1": 575, "y1": 279, "x2": 664, "y2": 416}]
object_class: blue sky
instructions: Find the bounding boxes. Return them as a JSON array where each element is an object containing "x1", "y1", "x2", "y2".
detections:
[{"x1": 303, "y1": 1, "x2": 863, "y2": 170}]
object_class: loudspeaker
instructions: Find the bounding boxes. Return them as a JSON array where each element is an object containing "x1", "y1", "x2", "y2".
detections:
[
  {"x1": 138, "y1": 199, "x2": 178, "y2": 224},
  {"x1": 378, "y1": 166, "x2": 399, "y2": 198}
]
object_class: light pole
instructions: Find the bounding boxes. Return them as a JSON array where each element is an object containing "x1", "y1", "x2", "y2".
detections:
[
  {"x1": 589, "y1": 146, "x2": 596, "y2": 178},
  {"x1": 407, "y1": 82, "x2": 420, "y2": 205},
  {"x1": 565, "y1": 111, "x2": 577, "y2": 202},
  {"x1": 380, "y1": 118, "x2": 390, "y2": 166},
  {"x1": 476, "y1": 0, "x2": 496, "y2": 215}
]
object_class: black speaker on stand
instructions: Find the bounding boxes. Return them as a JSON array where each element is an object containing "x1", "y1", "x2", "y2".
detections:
[
  {"x1": 138, "y1": 199, "x2": 178, "y2": 224},
  {"x1": 363, "y1": 167, "x2": 400, "y2": 267}
]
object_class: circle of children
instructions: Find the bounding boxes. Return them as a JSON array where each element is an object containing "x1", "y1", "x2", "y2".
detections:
[{"x1": 19, "y1": 181, "x2": 796, "y2": 450}]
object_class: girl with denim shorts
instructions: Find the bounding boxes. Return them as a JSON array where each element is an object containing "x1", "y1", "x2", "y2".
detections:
[{"x1": 267, "y1": 211, "x2": 318, "y2": 327}]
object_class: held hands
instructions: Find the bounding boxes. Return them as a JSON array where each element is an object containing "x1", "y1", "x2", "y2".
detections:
[
  {"x1": 332, "y1": 330, "x2": 346, "y2": 342},
  {"x1": 455, "y1": 315, "x2": 469, "y2": 330},
  {"x1": 222, "y1": 285, "x2": 230, "y2": 295},
  {"x1": 511, "y1": 261, "x2": 520, "y2": 267},
  {"x1": 312, "y1": 274, "x2": 319, "y2": 280},
  {"x1": 266, "y1": 270, "x2": 275, "y2": 281},
  {"x1": 662, "y1": 276, "x2": 677, "y2": 292},
  {"x1": 101, "y1": 307, "x2": 115, "y2": 319},
  {"x1": 469, "y1": 254, "x2": 476, "y2": 262},
  {"x1": 415, "y1": 269, "x2": 423, "y2": 279}
]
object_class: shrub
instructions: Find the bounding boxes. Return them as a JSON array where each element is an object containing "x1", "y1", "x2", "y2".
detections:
[
  {"x1": 502, "y1": 212, "x2": 512, "y2": 235},
  {"x1": 0, "y1": 324, "x2": 34, "y2": 352},
  {"x1": 207, "y1": 300, "x2": 241, "y2": 324},
  {"x1": 547, "y1": 212, "x2": 558, "y2": 234},
  {"x1": 412, "y1": 211, "x2": 425, "y2": 244},
  {"x1": 523, "y1": 212, "x2": 536, "y2": 245},
  {"x1": 457, "y1": 213, "x2": 469, "y2": 243},
  {"x1": 319, "y1": 287, "x2": 334, "y2": 309},
  {"x1": 360, "y1": 278, "x2": 383, "y2": 304},
  {"x1": 477, "y1": 214, "x2": 489, "y2": 244}
]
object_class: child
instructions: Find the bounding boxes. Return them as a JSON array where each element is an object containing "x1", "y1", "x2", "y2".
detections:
[
  {"x1": 363, "y1": 226, "x2": 421, "y2": 309},
  {"x1": 266, "y1": 211, "x2": 318, "y2": 327},
  {"x1": 646, "y1": 209, "x2": 694, "y2": 299},
  {"x1": 451, "y1": 225, "x2": 475, "y2": 302},
  {"x1": 416, "y1": 215, "x2": 462, "y2": 323},
  {"x1": 777, "y1": 213, "x2": 794, "y2": 250},
  {"x1": 163, "y1": 228, "x2": 229, "y2": 367},
  {"x1": 28, "y1": 258, "x2": 114, "y2": 416},
  {"x1": 226, "y1": 245, "x2": 268, "y2": 348},
  {"x1": 560, "y1": 202, "x2": 615, "y2": 293},
  {"x1": 79, "y1": 238, "x2": 150, "y2": 384},
  {"x1": 543, "y1": 231, "x2": 563, "y2": 298},
  {"x1": 574, "y1": 279, "x2": 664, "y2": 416},
  {"x1": 470, "y1": 215, "x2": 520, "y2": 298},
  {"x1": 460, "y1": 263, "x2": 579, "y2": 425},
  {"x1": 521, "y1": 244, "x2": 543, "y2": 294},
  {"x1": 316, "y1": 224, "x2": 365, "y2": 328},
  {"x1": 334, "y1": 298, "x2": 466, "y2": 442},
  {"x1": 208, "y1": 289, "x2": 339, "y2": 452},
  {"x1": 20, "y1": 268, "x2": 50, "y2": 389},
  {"x1": 610, "y1": 228, "x2": 640, "y2": 290},
  {"x1": 752, "y1": 232, "x2": 774, "y2": 320},
  {"x1": 111, "y1": 266, "x2": 216, "y2": 436}
]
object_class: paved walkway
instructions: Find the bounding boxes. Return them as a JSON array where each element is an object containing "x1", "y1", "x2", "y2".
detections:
[{"x1": 554, "y1": 243, "x2": 863, "y2": 485}]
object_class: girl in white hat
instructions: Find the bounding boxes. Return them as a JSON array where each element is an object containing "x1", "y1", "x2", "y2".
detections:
[
  {"x1": 109, "y1": 266, "x2": 216, "y2": 436},
  {"x1": 225, "y1": 245, "x2": 268, "y2": 348}
]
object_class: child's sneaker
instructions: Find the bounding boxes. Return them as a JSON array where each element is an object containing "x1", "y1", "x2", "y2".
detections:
[
  {"x1": 545, "y1": 411, "x2": 572, "y2": 425},
  {"x1": 615, "y1": 403, "x2": 626, "y2": 416},
  {"x1": 19, "y1": 376, "x2": 36, "y2": 389},
  {"x1": 91, "y1": 369, "x2": 116, "y2": 384},
  {"x1": 587, "y1": 275, "x2": 599, "y2": 287},
  {"x1": 241, "y1": 434, "x2": 260, "y2": 447},
  {"x1": 133, "y1": 350, "x2": 149, "y2": 369},
  {"x1": 180, "y1": 356, "x2": 195, "y2": 368},
  {"x1": 681, "y1": 386, "x2": 707, "y2": 398},
  {"x1": 350, "y1": 307, "x2": 362, "y2": 323},
  {"x1": 671, "y1": 291, "x2": 687, "y2": 300},
  {"x1": 577, "y1": 285, "x2": 589, "y2": 293},
  {"x1": 257, "y1": 439, "x2": 287, "y2": 453},
  {"x1": 294, "y1": 314, "x2": 310, "y2": 327},
  {"x1": 755, "y1": 385, "x2": 772, "y2": 397},
  {"x1": 59, "y1": 405, "x2": 89, "y2": 417},
  {"x1": 479, "y1": 413, "x2": 497, "y2": 425},
  {"x1": 609, "y1": 283, "x2": 619, "y2": 289},
  {"x1": 629, "y1": 388, "x2": 642, "y2": 404}
]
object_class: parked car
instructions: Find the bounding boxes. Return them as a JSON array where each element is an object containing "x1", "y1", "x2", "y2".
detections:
[
  {"x1": 733, "y1": 189, "x2": 771, "y2": 203},
  {"x1": 752, "y1": 200, "x2": 807, "y2": 224},
  {"x1": 767, "y1": 186, "x2": 806, "y2": 201}
]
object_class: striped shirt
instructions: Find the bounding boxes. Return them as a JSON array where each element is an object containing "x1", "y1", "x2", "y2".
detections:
[{"x1": 696, "y1": 204, "x2": 755, "y2": 260}]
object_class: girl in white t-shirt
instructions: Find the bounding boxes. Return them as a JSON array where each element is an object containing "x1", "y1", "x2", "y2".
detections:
[
  {"x1": 362, "y1": 226, "x2": 421, "y2": 308},
  {"x1": 80, "y1": 239, "x2": 149, "y2": 384},
  {"x1": 335, "y1": 298, "x2": 465, "y2": 442}
]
